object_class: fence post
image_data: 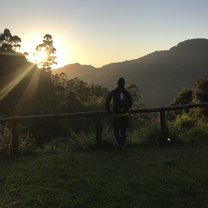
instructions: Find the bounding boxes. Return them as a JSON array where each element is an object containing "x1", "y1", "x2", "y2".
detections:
[
  {"x1": 159, "y1": 108, "x2": 168, "y2": 144},
  {"x1": 11, "y1": 118, "x2": 19, "y2": 155},
  {"x1": 95, "y1": 113, "x2": 103, "y2": 146}
]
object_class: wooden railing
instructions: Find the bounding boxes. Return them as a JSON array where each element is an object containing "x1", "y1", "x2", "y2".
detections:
[{"x1": 0, "y1": 103, "x2": 208, "y2": 154}]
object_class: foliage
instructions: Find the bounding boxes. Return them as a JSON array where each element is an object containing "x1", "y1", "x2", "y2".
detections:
[
  {"x1": 0, "y1": 29, "x2": 21, "y2": 53},
  {"x1": 170, "y1": 75, "x2": 208, "y2": 121},
  {"x1": 167, "y1": 84, "x2": 208, "y2": 144},
  {"x1": 192, "y1": 76, "x2": 208, "y2": 118},
  {"x1": 129, "y1": 126, "x2": 158, "y2": 147},
  {"x1": 171, "y1": 113, "x2": 195, "y2": 130},
  {"x1": 193, "y1": 75, "x2": 208, "y2": 103},
  {"x1": 41, "y1": 130, "x2": 98, "y2": 153},
  {"x1": 34, "y1": 34, "x2": 57, "y2": 71},
  {"x1": 3, "y1": 71, "x2": 108, "y2": 142},
  {"x1": 52, "y1": 75, "x2": 109, "y2": 113},
  {"x1": 127, "y1": 84, "x2": 142, "y2": 108},
  {"x1": 180, "y1": 123, "x2": 208, "y2": 144},
  {"x1": 170, "y1": 88, "x2": 193, "y2": 106},
  {"x1": 0, "y1": 124, "x2": 11, "y2": 154},
  {"x1": 169, "y1": 119, "x2": 208, "y2": 145}
]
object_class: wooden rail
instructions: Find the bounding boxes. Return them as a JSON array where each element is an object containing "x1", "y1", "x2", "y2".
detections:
[{"x1": 1, "y1": 103, "x2": 208, "y2": 154}]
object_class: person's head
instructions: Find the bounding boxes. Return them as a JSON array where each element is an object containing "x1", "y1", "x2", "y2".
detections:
[{"x1": 117, "y1": 77, "x2": 125, "y2": 87}]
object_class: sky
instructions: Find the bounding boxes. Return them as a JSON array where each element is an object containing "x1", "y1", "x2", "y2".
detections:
[{"x1": 1, "y1": 0, "x2": 208, "y2": 68}]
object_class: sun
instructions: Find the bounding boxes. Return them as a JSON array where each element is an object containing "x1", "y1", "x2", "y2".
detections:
[
  {"x1": 33, "y1": 48, "x2": 48, "y2": 65},
  {"x1": 21, "y1": 36, "x2": 69, "y2": 69}
]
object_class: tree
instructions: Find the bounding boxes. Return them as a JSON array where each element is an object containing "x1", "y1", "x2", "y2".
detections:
[
  {"x1": 169, "y1": 76, "x2": 208, "y2": 121},
  {"x1": 170, "y1": 88, "x2": 193, "y2": 106},
  {"x1": 0, "y1": 29, "x2": 21, "y2": 52},
  {"x1": 34, "y1": 34, "x2": 57, "y2": 71},
  {"x1": 191, "y1": 76, "x2": 208, "y2": 119},
  {"x1": 127, "y1": 84, "x2": 142, "y2": 108},
  {"x1": 193, "y1": 76, "x2": 208, "y2": 103},
  {"x1": 169, "y1": 88, "x2": 193, "y2": 120}
]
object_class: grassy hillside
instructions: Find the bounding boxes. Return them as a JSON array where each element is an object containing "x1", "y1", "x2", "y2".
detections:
[
  {"x1": 53, "y1": 38, "x2": 208, "y2": 107},
  {"x1": 0, "y1": 145, "x2": 208, "y2": 208}
]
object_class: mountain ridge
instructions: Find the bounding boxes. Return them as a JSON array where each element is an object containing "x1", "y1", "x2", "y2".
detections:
[{"x1": 53, "y1": 38, "x2": 208, "y2": 106}]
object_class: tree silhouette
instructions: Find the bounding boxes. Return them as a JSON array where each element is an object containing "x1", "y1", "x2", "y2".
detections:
[
  {"x1": 0, "y1": 29, "x2": 21, "y2": 52},
  {"x1": 170, "y1": 88, "x2": 193, "y2": 106},
  {"x1": 193, "y1": 76, "x2": 208, "y2": 103},
  {"x1": 127, "y1": 84, "x2": 142, "y2": 108},
  {"x1": 34, "y1": 34, "x2": 57, "y2": 71}
]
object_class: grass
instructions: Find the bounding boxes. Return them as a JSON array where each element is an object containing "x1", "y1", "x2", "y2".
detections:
[{"x1": 0, "y1": 145, "x2": 208, "y2": 208}]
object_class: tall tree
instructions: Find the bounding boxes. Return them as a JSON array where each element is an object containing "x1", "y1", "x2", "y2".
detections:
[
  {"x1": 34, "y1": 34, "x2": 57, "y2": 71},
  {"x1": 193, "y1": 76, "x2": 208, "y2": 103},
  {"x1": 0, "y1": 29, "x2": 21, "y2": 52},
  {"x1": 170, "y1": 88, "x2": 193, "y2": 106},
  {"x1": 127, "y1": 84, "x2": 142, "y2": 108}
]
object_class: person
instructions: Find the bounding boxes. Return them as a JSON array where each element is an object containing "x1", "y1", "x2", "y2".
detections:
[{"x1": 105, "y1": 77, "x2": 132, "y2": 150}]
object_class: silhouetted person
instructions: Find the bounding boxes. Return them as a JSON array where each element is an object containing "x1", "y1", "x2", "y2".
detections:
[{"x1": 105, "y1": 77, "x2": 132, "y2": 150}]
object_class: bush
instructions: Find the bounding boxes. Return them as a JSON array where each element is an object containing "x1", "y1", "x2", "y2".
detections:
[
  {"x1": 0, "y1": 124, "x2": 11, "y2": 154},
  {"x1": 43, "y1": 130, "x2": 97, "y2": 153},
  {"x1": 128, "y1": 122, "x2": 161, "y2": 147},
  {"x1": 68, "y1": 130, "x2": 96, "y2": 151},
  {"x1": 179, "y1": 121, "x2": 208, "y2": 144},
  {"x1": 172, "y1": 113, "x2": 195, "y2": 130},
  {"x1": 18, "y1": 131, "x2": 36, "y2": 154},
  {"x1": 101, "y1": 127, "x2": 117, "y2": 148},
  {"x1": 0, "y1": 124, "x2": 37, "y2": 155}
]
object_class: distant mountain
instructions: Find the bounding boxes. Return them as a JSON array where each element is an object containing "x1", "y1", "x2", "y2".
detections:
[
  {"x1": 53, "y1": 39, "x2": 208, "y2": 107},
  {"x1": 54, "y1": 63, "x2": 96, "y2": 81}
]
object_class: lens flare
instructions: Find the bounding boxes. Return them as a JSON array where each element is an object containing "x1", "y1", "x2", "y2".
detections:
[{"x1": 0, "y1": 64, "x2": 35, "y2": 101}]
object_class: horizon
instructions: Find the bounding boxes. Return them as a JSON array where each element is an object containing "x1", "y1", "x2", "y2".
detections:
[
  {"x1": 2, "y1": 0, "x2": 208, "y2": 68},
  {"x1": 53, "y1": 37, "x2": 208, "y2": 69}
]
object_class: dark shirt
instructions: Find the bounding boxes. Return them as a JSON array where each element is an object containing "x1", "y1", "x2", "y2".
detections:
[{"x1": 105, "y1": 86, "x2": 132, "y2": 114}]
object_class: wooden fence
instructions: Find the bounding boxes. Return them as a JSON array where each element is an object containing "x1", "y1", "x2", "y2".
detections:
[{"x1": 0, "y1": 103, "x2": 208, "y2": 154}]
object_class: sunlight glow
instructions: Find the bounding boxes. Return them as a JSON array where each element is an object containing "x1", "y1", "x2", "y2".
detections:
[
  {"x1": 21, "y1": 36, "x2": 70, "y2": 69},
  {"x1": 53, "y1": 39, "x2": 70, "y2": 68},
  {"x1": 21, "y1": 69, "x2": 41, "y2": 103},
  {"x1": 0, "y1": 64, "x2": 35, "y2": 101},
  {"x1": 33, "y1": 48, "x2": 48, "y2": 66}
]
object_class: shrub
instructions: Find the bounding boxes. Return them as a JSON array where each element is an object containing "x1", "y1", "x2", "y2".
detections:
[
  {"x1": 128, "y1": 122, "x2": 161, "y2": 147},
  {"x1": 101, "y1": 127, "x2": 116, "y2": 148},
  {"x1": 0, "y1": 124, "x2": 11, "y2": 154},
  {"x1": 172, "y1": 113, "x2": 195, "y2": 130},
  {"x1": 43, "y1": 130, "x2": 97, "y2": 153},
  {"x1": 18, "y1": 131, "x2": 36, "y2": 154},
  {"x1": 68, "y1": 130, "x2": 96, "y2": 151},
  {"x1": 179, "y1": 121, "x2": 208, "y2": 144}
]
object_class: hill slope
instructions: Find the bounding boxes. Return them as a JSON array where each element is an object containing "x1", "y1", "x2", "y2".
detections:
[{"x1": 53, "y1": 39, "x2": 208, "y2": 106}]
